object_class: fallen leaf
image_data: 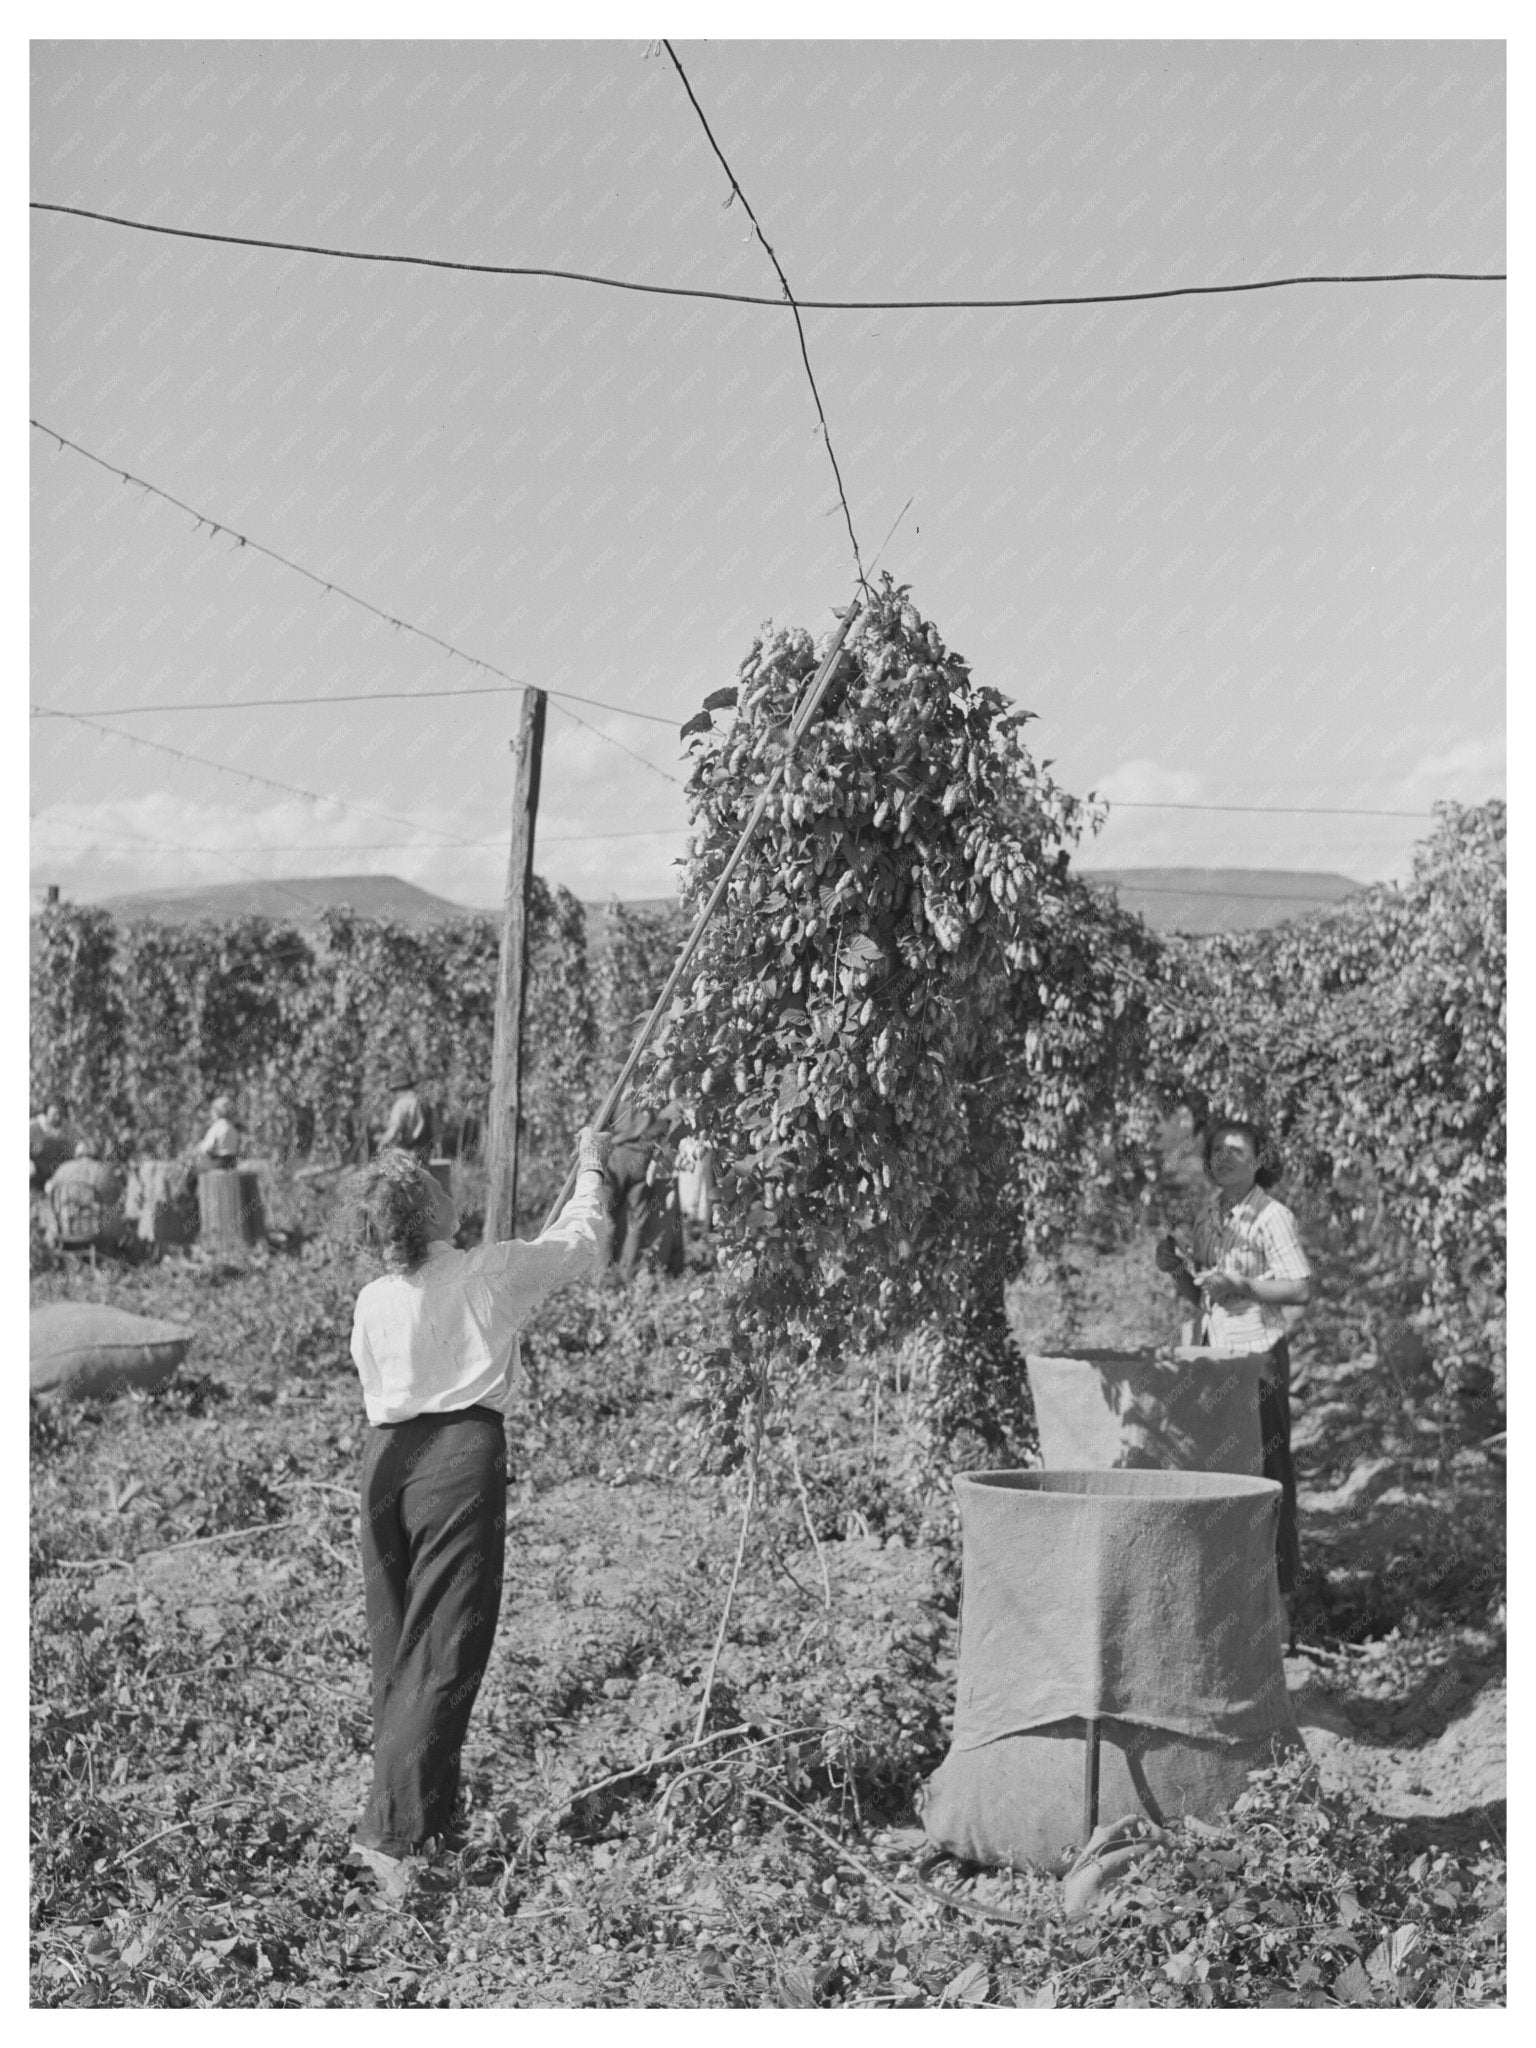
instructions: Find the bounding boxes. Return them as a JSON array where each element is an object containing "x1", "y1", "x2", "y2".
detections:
[
  {"x1": 779, "y1": 1967, "x2": 817, "y2": 2008},
  {"x1": 1333, "y1": 1960, "x2": 1373, "y2": 2006},
  {"x1": 1366, "y1": 1924, "x2": 1421, "y2": 1982},
  {"x1": 941, "y1": 1957, "x2": 989, "y2": 2007}
]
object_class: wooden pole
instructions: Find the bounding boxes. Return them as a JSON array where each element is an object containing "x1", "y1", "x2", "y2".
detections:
[
  {"x1": 539, "y1": 599, "x2": 863, "y2": 1231},
  {"x1": 484, "y1": 688, "x2": 546, "y2": 1244}
]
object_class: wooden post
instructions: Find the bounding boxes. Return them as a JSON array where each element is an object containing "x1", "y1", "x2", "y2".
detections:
[
  {"x1": 1082, "y1": 1717, "x2": 1101, "y2": 1844},
  {"x1": 484, "y1": 688, "x2": 546, "y2": 1244}
]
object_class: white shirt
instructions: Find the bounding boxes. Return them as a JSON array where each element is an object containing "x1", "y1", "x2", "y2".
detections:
[
  {"x1": 349, "y1": 1170, "x2": 610, "y2": 1425},
  {"x1": 1192, "y1": 1184, "x2": 1312, "y2": 1353},
  {"x1": 198, "y1": 1117, "x2": 240, "y2": 1162}
]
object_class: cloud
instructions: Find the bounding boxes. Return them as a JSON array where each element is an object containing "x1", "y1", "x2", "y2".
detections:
[
  {"x1": 32, "y1": 721, "x2": 1500, "y2": 915},
  {"x1": 1393, "y1": 736, "x2": 1506, "y2": 803},
  {"x1": 31, "y1": 734, "x2": 691, "y2": 912},
  {"x1": 1089, "y1": 756, "x2": 1209, "y2": 806},
  {"x1": 1073, "y1": 748, "x2": 1499, "y2": 885}
]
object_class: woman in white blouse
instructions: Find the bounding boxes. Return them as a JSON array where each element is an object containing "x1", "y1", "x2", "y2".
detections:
[
  {"x1": 1157, "y1": 1117, "x2": 1312, "y2": 1630},
  {"x1": 345, "y1": 1126, "x2": 612, "y2": 1896},
  {"x1": 195, "y1": 1094, "x2": 241, "y2": 1170}
]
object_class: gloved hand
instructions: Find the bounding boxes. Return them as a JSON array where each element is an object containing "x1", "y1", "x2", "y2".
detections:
[{"x1": 577, "y1": 1126, "x2": 613, "y2": 1176}]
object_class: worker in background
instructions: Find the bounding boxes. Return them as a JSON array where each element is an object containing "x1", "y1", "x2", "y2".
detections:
[
  {"x1": 30, "y1": 1100, "x2": 79, "y2": 1188},
  {"x1": 605, "y1": 1098, "x2": 686, "y2": 1279},
  {"x1": 196, "y1": 1094, "x2": 242, "y2": 1171},
  {"x1": 676, "y1": 1131, "x2": 718, "y2": 1233},
  {"x1": 44, "y1": 1139, "x2": 132, "y2": 1254},
  {"x1": 379, "y1": 1071, "x2": 435, "y2": 1167},
  {"x1": 1156, "y1": 1116, "x2": 1312, "y2": 1642}
]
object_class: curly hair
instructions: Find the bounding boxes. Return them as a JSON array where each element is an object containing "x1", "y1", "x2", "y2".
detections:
[
  {"x1": 347, "y1": 1151, "x2": 440, "y2": 1271},
  {"x1": 1202, "y1": 1116, "x2": 1281, "y2": 1189}
]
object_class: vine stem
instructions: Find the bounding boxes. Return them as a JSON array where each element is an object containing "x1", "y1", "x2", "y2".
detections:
[
  {"x1": 762, "y1": 1523, "x2": 823, "y2": 1606},
  {"x1": 737, "y1": 1786, "x2": 1037, "y2": 1927},
  {"x1": 653, "y1": 1726, "x2": 823, "y2": 1819},
  {"x1": 693, "y1": 1375, "x2": 768, "y2": 1745},
  {"x1": 787, "y1": 1433, "x2": 832, "y2": 1608},
  {"x1": 49, "y1": 1517, "x2": 304, "y2": 1571},
  {"x1": 564, "y1": 1720, "x2": 796, "y2": 1809},
  {"x1": 100, "y1": 1795, "x2": 244, "y2": 1874}
]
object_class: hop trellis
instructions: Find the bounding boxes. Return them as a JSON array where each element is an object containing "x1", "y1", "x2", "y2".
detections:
[
  {"x1": 29, "y1": 891, "x2": 673, "y2": 1182},
  {"x1": 648, "y1": 576, "x2": 1156, "y2": 1458}
]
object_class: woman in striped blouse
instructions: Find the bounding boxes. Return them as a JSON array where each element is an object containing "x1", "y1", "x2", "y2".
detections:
[{"x1": 1157, "y1": 1117, "x2": 1312, "y2": 1627}]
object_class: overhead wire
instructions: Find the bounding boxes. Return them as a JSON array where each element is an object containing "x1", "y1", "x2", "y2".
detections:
[
  {"x1": 32, "y1": 816, "x2": 684, "y2": 851},
  {"x1": 1103, "y1": 799, "x2": 1432, "y2": 819},
  {"x1": 31, "y1": 681, "x2": 678, "y2": 728},
  {"x1": 30, "y1": 201, "x2": 1508, "y2": 309},
  {"x1": 30, "y1": 134, "x2": 1498, "y2": 879},
  {"x1": 28, "y1": 420, "x2": 681, "y2": 733},
  {"x1": 546, "y1": 699, "x2": 683, "y2": 787},
  {"x1": 33, "y1": 705, "x2": 494, "y2": 852},
  {"x1": 22, "y1": 434, "x2": 1492, "y2": 815},
  {"x1": 31, "y1": 705, "x2": 1453, "y2": 874},
  {"x1": 33, "y1": 787, "x2": 1446, "y2": 829},
  {"x1": 661, "y1": 39, "x2": 865, "y2": 587},
  {"x1": 31, "y1": 680, "x2": 1454, "y2": 845},
  {"x1": 29, "y1": 807, "x2": 1392, "y2": 910}
]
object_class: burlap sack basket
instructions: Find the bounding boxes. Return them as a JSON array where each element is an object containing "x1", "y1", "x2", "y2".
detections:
[
  {"x1": 31, "y1": 1303, "x2": 194, "y2": 1401},
  {"x1": 1025, "y1": 1346, "x2": 1269, "y2": 1477},
  {"x1": 124, "y1": 1160, "x2": 200, "y2": 1250},
  {"x1": 197, "y1": 1164, "x2": 267, "y2": 1255},
  {"x1": 920, "y1": 1469, "x2": 1299, "y2": 1872}
]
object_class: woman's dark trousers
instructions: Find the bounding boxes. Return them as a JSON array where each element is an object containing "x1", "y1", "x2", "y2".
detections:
[
  {"x1": 1259, "y1": 1337, "x2": 1300, "y2": 1599},
  {"x1": 356, "y1": 1407, "x2": 506, "y2": 1855}
]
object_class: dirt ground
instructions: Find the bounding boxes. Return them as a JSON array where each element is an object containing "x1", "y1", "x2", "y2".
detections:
[
  {"x1": 31, "y1": 1233, "x2": 1505, "y2": 2006},
  {"x1": 76, "y1": 1458, "x2": 1504, "y2": 1856},
  {"x1": 75, "y1": 1467, "x2": 937, "y2": 1830}
]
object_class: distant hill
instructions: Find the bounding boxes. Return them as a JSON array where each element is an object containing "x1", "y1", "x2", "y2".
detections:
[
  {"x1": 90, "y1": 874, "x2": 479, "y2": 927},
  {"x1": 54, "y1": 869, "x2": 1365, "y2": 943},
  {"x1": 1078, "y1": 867, "x2": 1365, "y2": 934}
]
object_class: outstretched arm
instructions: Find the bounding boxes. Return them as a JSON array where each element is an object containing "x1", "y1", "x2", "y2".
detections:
[{"x1": 472, "y1": 1128, "x2": 615, "y2": 1308}]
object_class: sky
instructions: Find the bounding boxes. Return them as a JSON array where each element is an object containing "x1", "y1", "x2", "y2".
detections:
[{"x1": 28, "y1": 34, "x2": 1506, "y2": 912}]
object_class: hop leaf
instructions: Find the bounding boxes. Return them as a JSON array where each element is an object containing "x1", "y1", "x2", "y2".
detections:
[
  {"x1": 1333, "y1": 1960, "x2": 1374, "y2": 2006},
  {"x1": 941, "y1": 1958, "x2": 990, "y2": 2007}
]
